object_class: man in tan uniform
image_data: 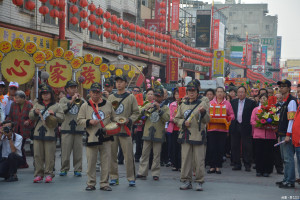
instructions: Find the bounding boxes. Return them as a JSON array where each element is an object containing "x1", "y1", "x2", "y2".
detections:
[
  {"x1": 136, "y1": 87, "x2": 170, "y2": 180},
  {"x1": 59, "y1": 80, "x2": 85, "y2": 177},
  {"x1": 77, "y1": 82, "x2": 115, "y2": 191},
  {"x1": 174, "y1": 81, "x2": 210, "y2": 191},
  {"x1": 108, "y1": 75, "x2": 140, "y2": 187}
]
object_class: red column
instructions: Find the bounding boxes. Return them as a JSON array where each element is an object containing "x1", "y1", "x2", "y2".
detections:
[{"x1": 59, "y1": 0, "x2": 66, "y2": 40}]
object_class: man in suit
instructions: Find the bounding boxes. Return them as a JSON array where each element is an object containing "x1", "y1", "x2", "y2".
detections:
[{"x1": 230, "y1": 86, "x2": 257, "y2": 171}]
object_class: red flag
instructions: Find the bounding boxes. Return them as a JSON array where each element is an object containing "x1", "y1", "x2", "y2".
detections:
[
  {"x1": 135, "y1": 93, "x2": 144, "y2": 106},
  {"x1": 178, "y1": 87, "x2": 186, "y2": 98},
  {"x1": 136, "y1": 73, "x2": 145, "y2": 87}
]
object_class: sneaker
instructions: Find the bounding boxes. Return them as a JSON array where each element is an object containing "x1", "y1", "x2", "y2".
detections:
[
  {"x1": 129, "y1": 180, "x2": 136, "y2": 187},
  {"x1": 6, "y1": 175, "x2": 18, "y2": 182},
  {"x1": 45, "y1": 176, "x2": 53, "y2": 183},
  {"x1": 59, "y1": 171, "x2": 67, "y2": 176},
  {"x1": 195, "y1": 183, "x2": 203, "y2": 191},
  {"x1": 109, "y1": 179, "x2": 119, "y2": 186},
  {"x1": 279, "y1": 182, "x2": 295, "y2": 189},
  {"x1": 180, "y1": 182, "x2": 192, "y2": 190},
  {"x1": 33, "y1": 176, "x2": 43, "y2": 183},
  {"x1": 74, "y1": 171, "x2": 82, "y2": 177},
  {"x1": 136, "y1": 174, "x2": 147, "y2": 180}
]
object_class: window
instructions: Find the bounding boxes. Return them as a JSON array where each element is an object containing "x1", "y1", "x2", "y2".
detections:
[
  {"x1": 233, "y1": 27, "x2": 237, "y2": 30},
  {"x1": 44, "y1": 1, "x2": 58, "y2": 26},
  {"x1": 265, "y1": 25, "x2": 270, "y2": 30},
  {"x1": 142, "y1": 0, "x2": 148, "y2": 6},
  {"x1": 68, "y1": 1, "x2": 82, "y2": 32}
]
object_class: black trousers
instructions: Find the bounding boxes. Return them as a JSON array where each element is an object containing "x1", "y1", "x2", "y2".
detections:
[
  {"x1": 208, "y1": 131, "x2": 227, "y2": 168},
  {"x1": 135, "y1": 131, "x2": 143, "y2": 161},
  {"x1": 253, "y1": 139, "x2": 275, "y2": 174},
  {"x1": 225, "y1": 133, "x2": 231, "y2": 156},
  {"x1": 231, "y1": 123, "x2": 253, "y2": 168},
  {"x1": 0, "y1": 153, "x2": 24, "y2": 179},
  {"x1": 170, "y1": 131, "x2": 181, "y2": 169},
  {"x1": 160, "y1": 135, "x2": 168, "y2": 164},
  {"x1": 205, "y1": 131, "x2": 212, "y2": 166},
  {"x1": 21, "y1": 138, "x2": 27, "y2": 164}
]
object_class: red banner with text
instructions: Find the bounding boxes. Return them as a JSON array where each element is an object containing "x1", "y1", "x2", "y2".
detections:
[
  {"x1": 171, "y1": 0, "x2": 180, "y2": 30},
  {"x1": 213, "y1": 19, "x2": 220, "y2": 50},
  {"x1": 168, "y1": 58, "x2": 179, "y2": 82}
]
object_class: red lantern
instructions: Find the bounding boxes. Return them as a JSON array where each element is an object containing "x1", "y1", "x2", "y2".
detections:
[
  {"x1": 149, "y1": 31, "x2": 154, "y2": 37},
  {"x1": 111, "y1": 24, "x2": 118, "y2": 32},
  {"x1": 39, "y1": 0, "x2": 48, "y2": 3},
  {"x1": 116, "y1": 18, "x2": 124, "y2": 26},
  {"x1": 129, "y1": 41, "x2": 135, "y2": 47},
  {"x1": 50, "y1": 9, "x2": 59, "y2": 18},
  {"x1": 80, "y1": 20, "x2": 88, "y2": 29},
  {"x1": 80, "y1": 10, "x2": 88, "y2": 18},
  {"x1": 95, "y1": 18, "x2": 103, "y2": 26},
  {"x1": 110, "y1": 34, "x2": 117, "y2": 41},
  {"x1": 136, "y1": 26, "x2": 141, "y2": 33},
  {"x1": 124, "y1": 38, "x2": 129, "y2": 45},
  {"x1": 95, "y1": 28, "x2": 103, "y2": 35},
  {"x1": 95, "y1": 6, "x2": 103, "y2": 16},
  {"x1": 144, "y1": 29, "x2": 149, "y2": 36},
  {"x1": 159, "y1": 16, "x2": 166, "y2": 21},
  {"x1": 103, "y1": 22, "x2": 111, "y2": 29},
  {"x1": 135, "y1": 42, "x2": 140, "y2": 48},
  {"x1": 123, "y1": 21, "x2": 129, "y2": 28},
  {"x1": 88, "y1": 2, "x2": 96, "y2": 12},
  {"x1": 88, "y1": 25, "x2": 96, "y2": 32},
  {"x1": 160, "y1": 2, "x2": 166, "y2": 7},
  {"x1": 140, "y1": 27, "x2": 145, "y2": 34},
  {"x1": 79, "y1": 0, "x2": 88, "y2": 8},
  {"x1": 160, "y1": 9, "x2": 166, "y2": 15},
  {"x1": 13, "y1": 0, "x2": 23, "y2": 6},
  {"x1": 70, "y1": 16, "x2": 79, "y2": 25},
  {"x1": 111, "y1": 15, "x2": 118, "y2": 22},
  {"x1": 117, "y1": 36, "x2": 124, "y2": 43},
  {"x1": 241, "y1": 58, "x2": 244, "y2": 62},
  {"x1": 88, "y1": 14, "x2": 96, "y2": 22},
  {"x1": 129, "y1": 32, "x2": 135, "y2": 39},
  {"x1": 103, "y1": 11, "x2": 111, "y2": 19},
  {"x1": 59, "y1": 11, "x2": 66, "y2": 19},
  {"x1": 58, "y1": 0, "x2": 65, "y2": 9},
  {"x1": 122, "y1": 30, "x2": 129, "y2": 37},
  {"x1": 129, "y1": 23, "x2": 135, "y2": 31},
  {"x1": 50, "y1": 0, "x2": 59, "y2": 7},
  {"x1": 25, "y1": 0, "x2": 35, "y2": 11},
  {"x1": 104, "y1": 31, "x2": 111, "y2": 38},
  {"x1": 39, "y1": 6, "x2": 49, "y2": 15},
  {"x1": 70, "y1": 5, "x2": 79, "y2": 15},
  {"x1": 117, "y1": 27, "x2": 123, "y2": 34}
]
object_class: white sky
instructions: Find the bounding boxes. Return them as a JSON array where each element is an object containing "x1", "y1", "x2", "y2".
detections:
[{"x1": 205, "y1": 0, "x2": 300, "y2": 60}]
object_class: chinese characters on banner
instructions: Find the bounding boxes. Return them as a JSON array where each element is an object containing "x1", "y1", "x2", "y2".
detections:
[
  {"x1": 76, "y1": 64, "x2": 100, "y2": 89},
  {"x1": 196, "y1": 10, "x2": 211, "y2": 48},
  {"x1": 145, "y1": 19, "x2": 162, "y2": 33},
  {"x1": 247, "y1": 44, "x2": 252, "y2": 66},
  {"x1": 213, "y1": 50, "x2": 224, "y2": 78},
  {"x1": 171, "y1": 0, "x2": 180, "y2": 30},
  {"x1": 213, "y1": 19, "x2": 220, "y2": 50},
  {"x1": 168, "y1": 58, "x2": 179, "y2": 81},
  {"x1": 46, "y1": 59, "x2": 72, "y2": 88},
  {"x1": 0, "y1": 51, "x2": 35, "y2": 84},
  {"x1": 0, "y1": 27, "x2": 53, "y2": 50}
]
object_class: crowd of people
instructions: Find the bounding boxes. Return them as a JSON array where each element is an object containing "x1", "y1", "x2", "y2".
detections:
[{"x1": 0, "y1": 77, "x2": 300, "y2": 191}]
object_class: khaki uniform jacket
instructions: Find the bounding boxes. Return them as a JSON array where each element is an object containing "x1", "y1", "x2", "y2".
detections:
[
  {"x1": 174, "y1": 97, "x2": 210, "y2": 145},
  {"x1": 108, "y1": 93, "x2": 140, "y2": 137},
  {"x1": 29, "y1": 102, "x2": 64, "y2": 141},
  {"x1": 142, "y1": 104, "x2": 170, "y2": 142},
  {"x1": 59, "y1": 96, "x2": 85, "y2": 134},
  {"x1": 77, "y1": 100, "x2": 116, "y2": 146}
]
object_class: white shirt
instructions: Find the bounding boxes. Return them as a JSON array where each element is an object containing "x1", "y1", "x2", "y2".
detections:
[
  {"x1": 2, "y1": 94, "x2": 13, "y2": 116},
  {"x1": 287, "y1": 99, "x2": 297, "y2": 134},
  {"x1": 0, "y1": 102, "x2": 5, "y2": 122},
  {"x1": 0, "y1": 133, "x2": 22, "y2": 158},
  {"x1": 237, "y1": 98, "x2": 245, "y2": 123}
]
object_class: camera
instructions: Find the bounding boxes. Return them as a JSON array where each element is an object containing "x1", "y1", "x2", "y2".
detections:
[{"x1": 3, "y1": 126, "x2": 11, "y2": 133}]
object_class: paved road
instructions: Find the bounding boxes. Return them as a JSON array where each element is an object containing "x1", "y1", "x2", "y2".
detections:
[{"x1": 1, "y1": 146, "x2": 299, "y2": 200}]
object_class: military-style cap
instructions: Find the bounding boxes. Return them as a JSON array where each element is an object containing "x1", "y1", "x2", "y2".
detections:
[
  {"x1": 277, "y1": 79, "x2": 291, "y2": 87},
  {"x1": 104, "y1": 78, "x2": 114, "y2": 87},
  {"x1": 65, "y1": 80, "x2": 78, "y2": 88},
  {"x1": 154, "y1": 87, "x2": 164, "y2": 96},
  {"x1": 40, "y1": 84, "x2": 52, "y2": 93},
  {"x1": 115, "y1": 75, "x2": 127, "y2": 82},
  {"x1": 90, "y1": 82, "x2": 102, "y2": 92},
  {"x1": 186, "y1": 81, "x2": 198, "y2": 91}
]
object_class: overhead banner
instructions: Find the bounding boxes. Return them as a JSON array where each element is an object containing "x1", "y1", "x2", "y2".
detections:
[
  {"x1": 261, "y1": 46, "x2": 267, "y2": 66},
  {"x1": 213, "y1": 50, "x2": 224, "y2": 78},
  {"x1": 171, "y1": 0, "x2": 180, "y2": 30},
  {"x1": 168, "y1": 58, "x2": 179, "y2": 81},
  {"x1": 145, "y1": 19, "x2": 162, "y2": 33},
  {"x1": 213, "y1": 19, "x2": 220, "y2": 50},
  {"x1": 247, "y1": 44, "x2": 252, "y2": 66},
  {"x1": 196, "y1": 10, "x2": 211, "y2": 48},
  {"x1": 275, "y1": 36, "x2": 282, "y2": 68}
]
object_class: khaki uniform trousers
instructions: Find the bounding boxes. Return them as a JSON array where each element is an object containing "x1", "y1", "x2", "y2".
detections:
[
  {"x1": 60, "y1": 133, "x2": 83, "y2": 172},
  {"x1": 33, "y1": 140, "x2": 56, "y2": 177},
  {"x1": 110, "y1": 136, "x2": 135, "y2": 181},
  {"x1": 180, "y1": 143, "x2": 206, "y2": 183},
  {"x1": 86, "y1": 141, "x2": 111, "y2": 188},
  {"x1": 138, "y1": 141, "x2": 162, "y2": 177}
]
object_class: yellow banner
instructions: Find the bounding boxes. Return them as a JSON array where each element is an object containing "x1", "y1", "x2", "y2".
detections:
[
  {"x1": 1, "y1": 51, "x2": 35, "y2": 84},
  {"x1": 46, "y1": 58, "x2": 72, "y2": 88},
  {"x1": 0, "y1": 27, "x2": 53, "y2": 51},
  {"x1": 76, "y1": 64, "x2": 100, "y2": 89},
  {"x1": 213, "y1": 50, "x2": 224, "y2": 78}
]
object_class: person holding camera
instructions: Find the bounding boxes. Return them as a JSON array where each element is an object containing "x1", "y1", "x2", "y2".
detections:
[{"x1": 0, "y1": 120, "x2": 24, "y2": 182}]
